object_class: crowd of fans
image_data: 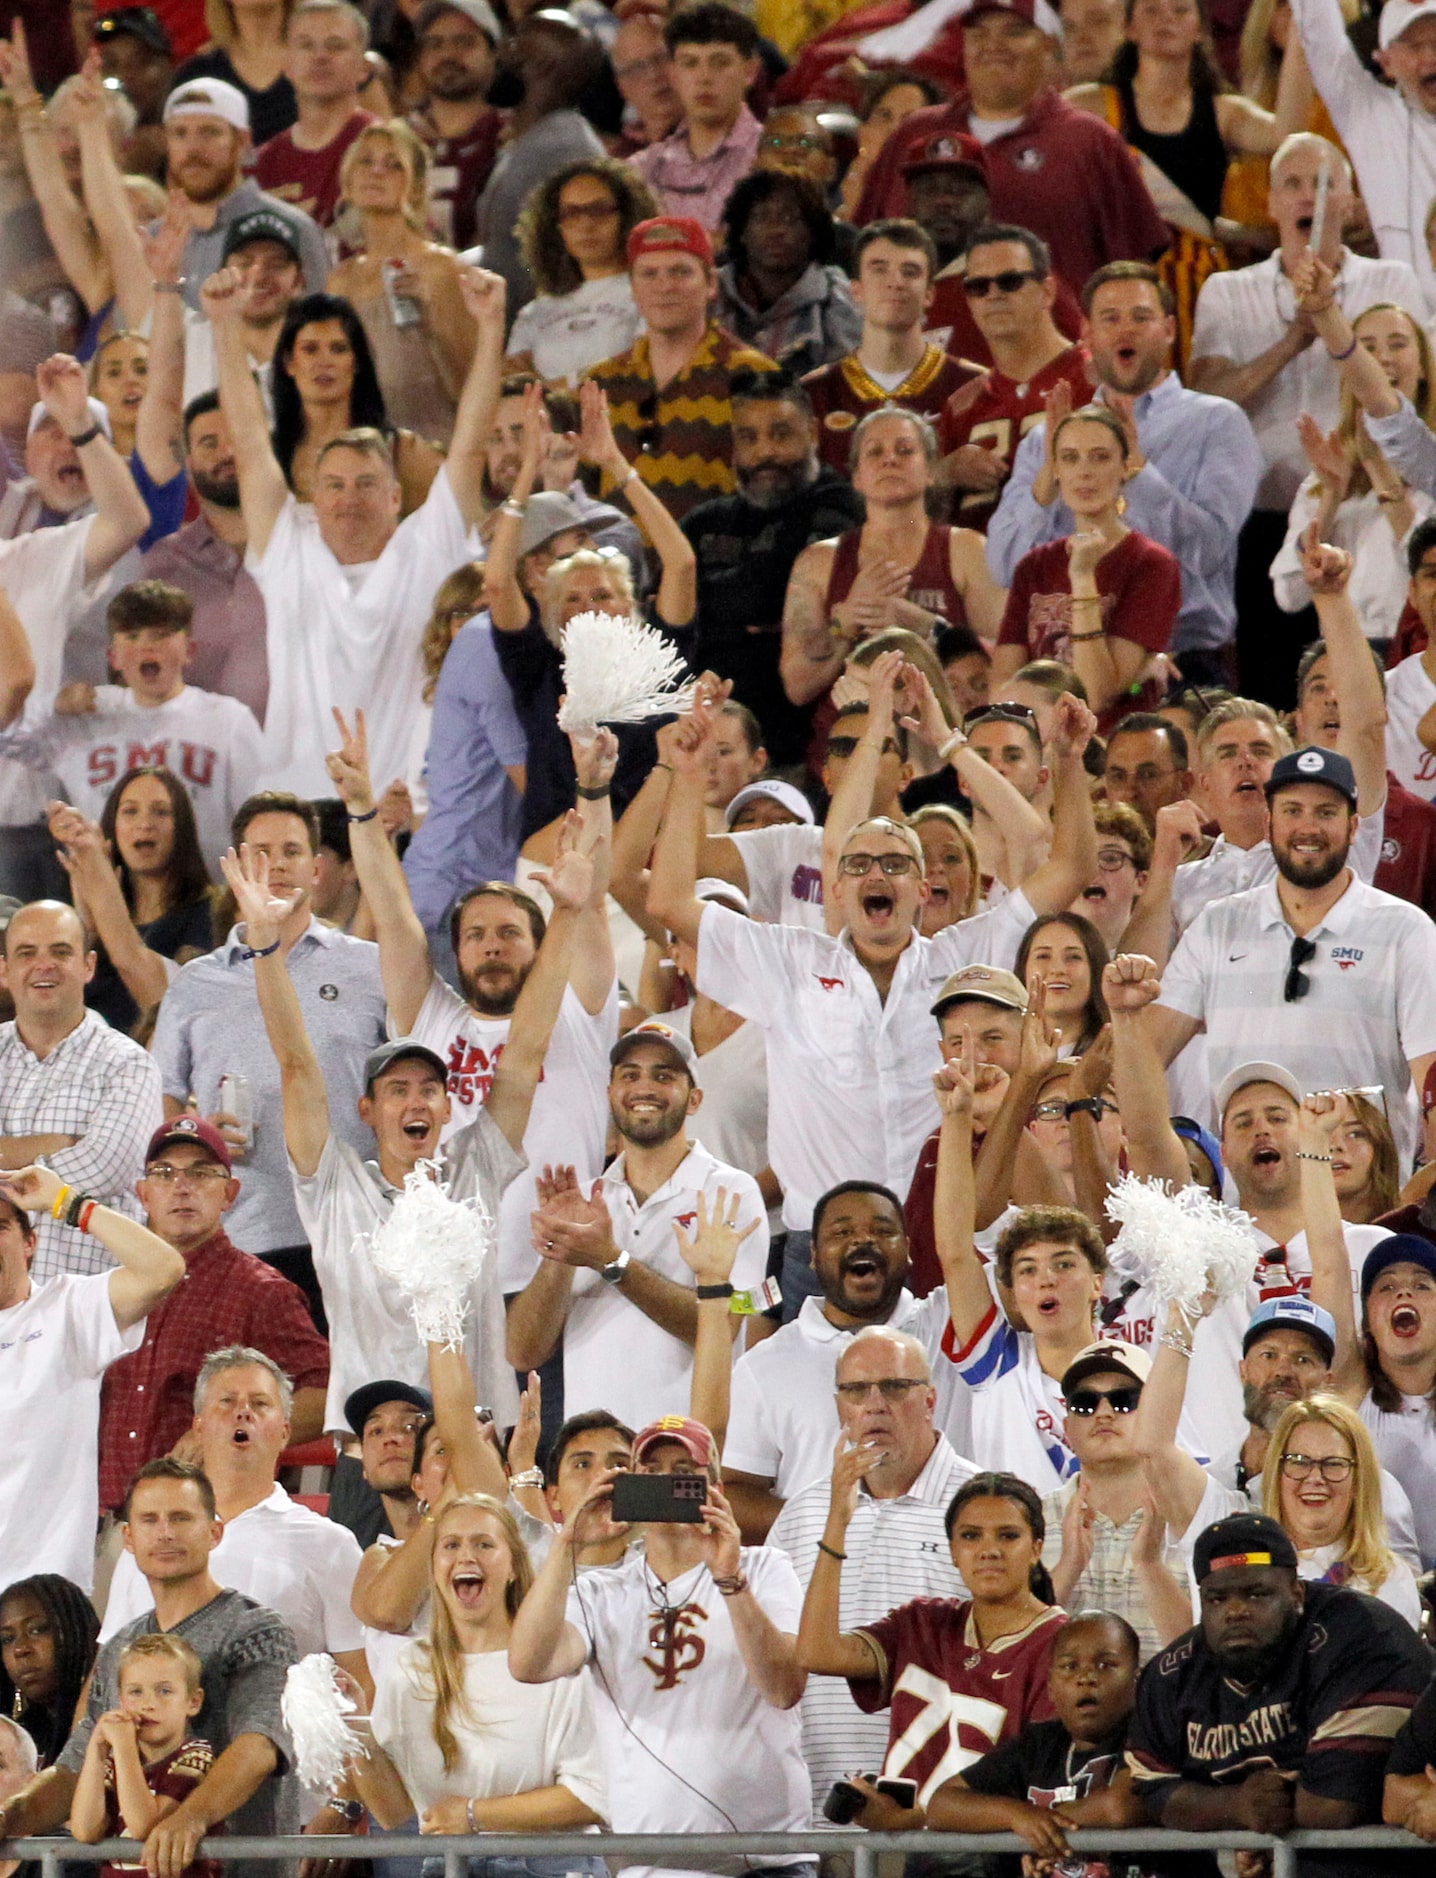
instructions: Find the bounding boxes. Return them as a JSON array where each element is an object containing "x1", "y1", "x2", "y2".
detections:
[{"x1": 11, "y1": 0, "x2": 1436, "y2": 1870}]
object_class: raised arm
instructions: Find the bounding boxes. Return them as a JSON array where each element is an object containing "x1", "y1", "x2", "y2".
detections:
[
  {"x1": 580, "y1": 381, "x2": 696, "y2": 627},
  {"x1": 822, "y1": 650, "x2": 904, "y2": 923},
  {"x1": 1018, "y1": 693, "x2": 1100, "y2": 915},
  {"x1": 326, "y1": 708, "x2": 432, "y2": 1032},
  {"x1": 646, "y1": 702, "x2": 714, "y2": 949},
  {"x1": 49, "y1": 802, "x2": 180, "y2": 1014},
  {"x1": 1104, "y1": 955, "x2": 1191, "y2": 1186},
  {"x1": 203, "y1": 267, "x2": 290, "y2": 557},
  {"x1": 568, "y1": 728, "x2": 619, "y2": 1015},
  {"x1": 1131, "y1": 1299, "x2": 1213, "y2": 1537},
  {"x1": 795, "y1": 1436, "x2": 889, "y2": 1678},
  {"x1": 1117, "y1": 801, "x2": 1204, "y2": 969},
  {"x1": 484, "y1": 381, "x2": 544, "y2": 635},
  {"x1": 674, "y1": 1189, "x2": 760, "y2": 1455},
  {"x1": 71, "y1": 55, "x2": 155, "y2": 333},
  {"x1": 507, "y1": 1475, "x2": 613, "y2": 1683},
  {"x1": 132, "y1": 209, "x2": 191, "y2": 491},
  {"x1": 1299, "y1": 527, "x2": 1386, "y2": 815},
  {"x1": 694, "y1": 1484, "x2": 805, "y2": 1708},
  {"x1": 219, "y1": 846, "x2": 331, "y2": 1177},
  {"x1": 0, "y1": 1163, "x2": 182, "y2": 1328},
  {"x1": 35, "y1": 356, "x2": 148, "y2": 582},
  {"x1": 0, "y1": 28, "x2": 109, "y2": 315},
  {"x1": 0, "y1": 588, "x2": 35, "y2": 729},
  {"x1": 1296, "y1": 253, "x2": 1401, "y2": 420},
  {"x1": 931, "y1": 1046, "x2": 995, "y2": 1346},
  {"x1": 442, "y1": 266, "x2": 509, "y2": 523},
  {"x1": 1297, "y1": 1091, "x2": 1365, "y2": 1403}
]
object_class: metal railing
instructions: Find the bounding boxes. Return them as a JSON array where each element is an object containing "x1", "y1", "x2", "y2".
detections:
[{"x1": 5, "y1": 1825, "x2": 1428, "y2": 1878}]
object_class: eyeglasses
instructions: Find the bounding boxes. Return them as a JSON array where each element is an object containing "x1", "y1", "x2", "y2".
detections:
[
  {"x1": 145, "y1": 1163, "x2": 229, "y2": 1186},
  {"x1": 1280, "y1": 1451, "x2": 1355, "y2": 1482},
  {"x1": 963, "y1": 269, "x2": 1043, "y2": 298},
  {"x1": 826, "y1": 735, "x2": 899, "y2": 760},
  {"x1": 1066, "y1": 1386, "x2": 1141, "y2": 1416},
  {"x1": 964, "y1": 703, "x2": 1038, "y2": 731},
  {"x1": 760, "y1": 132, "x2": 827, "y2": 154},
  {"x1": 835, "y1": 1378, "x2": 928, "y2": 1402},
  {"x1": 1032, "y1": 1098, "x2": 1118, "y2": 1123},
  {"x1": 1095, "y1": 847, "x2": 1136, "y2": 873},
  {"x1": 1284, "y1": 935, "x2": 1317, "y2": 1003},
  {"x1": 613, "y1": 50, "x2": 670, "y2": 81},
  {"x1": 558, "y1": 202, "x2": 620, "y2": 224},
  {"x1": 837, "y1": 851, "x2": 921, "y2": 878}
]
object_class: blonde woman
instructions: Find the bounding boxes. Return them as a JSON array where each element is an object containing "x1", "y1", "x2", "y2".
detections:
[
  {"x1": 910, "y1": 805, "x2": 982, "y2": 936},
  {"x1": 328, "y1": 122, "x2": 478, "y2": 448},
  {"x1": 1272, "y1": 303, "x2": 1436, "y2": 643},
  {"x1": 347, "y1": 1495, "x2": 608, "y2": 1873},
  {"x1": 1262, "y1": 1395, "x2": 1422, "y2": 1626},
  {"x1": 174, "y1": 0, "x2": 297, "y2": 145},
  {"x1": 1329, "y1": 1092, "x2": 1401, "y2": 1226}
]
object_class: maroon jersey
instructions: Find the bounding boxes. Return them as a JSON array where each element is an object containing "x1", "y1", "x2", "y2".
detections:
[
  {"x1": 850, "y1": 1597, "x2": 1064, "y2": 1805},
  {"x1": 804, "y1": 346, "x2": 977, "y2": 473},
  {"x1": 938, "y1": 344, "x2": 1093, "y2": 532},
  {"x1": 825, "y1": 522, "x2": 969, "y2": 625},
  {"x1": 926, "y1": 273, "x2": 1085, "y2": 372},
  {"x1": 1376, "y1": 777, "x2": 1436, "y2": 918},
  {"x1": 250, "y1": 112, "x2": 376, "y2": 226},
  {"x1": 408, "y1": 106, "x2": 502, "y2": 251},
  {"x1": 101, "y1": 1739, "x2": 220, "y2": 1878}
]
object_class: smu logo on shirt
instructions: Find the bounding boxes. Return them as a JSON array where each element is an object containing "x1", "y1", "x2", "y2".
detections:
[
  {"x1": 88, "y1": 742, "x2": 217, "y2": 788},
  {"x1": 814, "y1": 974, "x2": 844, "y2": 991},
  {"x1": 446, "y1": 1035, "x2": 502, "y2": 1107},
  {"x1": 791, "y1": 864, "x2": 824, "y2": 905},
  {"x1": 1331, "y1": 946, "x2": 1364, "y2": 970}
]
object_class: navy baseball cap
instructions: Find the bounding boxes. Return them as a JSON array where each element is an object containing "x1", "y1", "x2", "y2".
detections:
[
  {"x1": 1264, "y1": 745, "x2": 1358, "y2": 807},
  {"x1": 1242, "y1": 1296, "x2": 1336, "y2": 1365},
  {"x1": 344, "y1": 1380, "x2": 433, "y2": 1437},
  {"x1": 1360, "y1": 1232, "x2": 1436, "y2": 1297},
  {"x1": 1193, "y1": 1512, "x2": 1298, "y2": 1583}
]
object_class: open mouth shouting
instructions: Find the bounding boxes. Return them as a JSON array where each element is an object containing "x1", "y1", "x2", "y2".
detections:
[
  {"x1": 450, "y1": 1569, "x2": 486, "y2": 1609},
  {"x1": 1390, "y1": 1304, "x2": 1423, "y2": 1338},
  {"x1": 842, "y1": 1244, "x2": 886, "y2": 1286},
  {"x1": 1252, "y1": 1143, "x2": 1283, "y2": 1170},
  {"x1": 860, "y1": 883, "x2": 897, "y2": 926},
  {"x1": 401, "y1": 1115, "x2": 433, "y2": 1145},
  {"x1": 1035, "y1": 1294, "x2": 1061, "y2": 1319},
  {"x1": 1082, "y1": 882, "x2": 1107, "y2": 905}
]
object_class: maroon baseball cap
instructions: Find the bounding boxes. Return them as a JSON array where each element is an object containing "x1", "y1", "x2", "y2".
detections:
[
  {"x1": 901, "y1": 130, "x2": 989, "y2": 182},
  {"x1": 145, "y1": 1116, "x2": 233, "y2": 1175},
  {"x1": 963, "y1": 0, "x2": 1064, "y2": 34},
  {"x1": 632, "y1": 1415, "x2": 716, "y2": 1468}
]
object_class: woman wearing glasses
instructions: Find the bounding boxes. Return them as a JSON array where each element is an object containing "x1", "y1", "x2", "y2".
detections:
[
  {"x1": 1260, "y1": 1396, "x2": 1421, "y2": 1624},
  {"x1": 506, "y1": 159, "x2": 658, "y2": 389}
]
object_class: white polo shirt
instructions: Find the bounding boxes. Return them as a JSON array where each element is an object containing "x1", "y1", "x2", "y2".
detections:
[
  {"x1": 730, "y1": 823, "x2": 825, "y2": 930},
  {"x1": 696, "y1": 894, "x2": 1037, "y2": 1231},
  {"x1": 101, "y1": 1482, "x2": 365, "y2": 1652},
  {"x1": 1384, "y1": 654, "x2": 1436, "y2": 804},
  {"x1": 1156, "y1": 872, "x2": 1436, "y2": 1160},
  {"x1": 559, "y1": 1141, "x2": 768, "y2": 1430},
  {"x1": 0, "y1": 513, "x2": 96, "y2": 826},
  {"x1": 767, "y1": 1437, "x2": 972, "y2": 1810},
  {"x1": 725, "y1": 1290, "x2": 973, "y2": 1496},
  {"x1": 1191, "y1": 250, "x2": 1428, "y2": 508},
  {"x1": 402, "y1": 974, "x2": 619, "y2": 1294},
  {"x1": 1170, "y1": 810, "x2": 1382, "y2": 940}
]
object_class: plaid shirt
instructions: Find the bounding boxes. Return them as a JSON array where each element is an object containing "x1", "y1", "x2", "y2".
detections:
[
  {"x1": 588, "y1": 321, "x2": 777, "y2": 524},
  {"x1": 629, "y1": 105, "x2": 764, "y2": 232},
  {"x1": 99, "y1": 1230, "x2": 331, "y2": 1511},
  {"x1": 0, "y1": 1011, "x2": 162, "y2": 1280}
]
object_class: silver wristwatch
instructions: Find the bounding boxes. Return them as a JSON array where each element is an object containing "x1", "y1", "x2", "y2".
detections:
[{"x1": 599, "y1": 1248, "x2": 631, "y2": 1286}]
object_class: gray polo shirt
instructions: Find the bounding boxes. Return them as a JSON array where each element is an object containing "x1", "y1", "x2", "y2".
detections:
[
  {"x1": 175, "y1": 179, "x2": 329, "y2": 311},
  {"x1": 152, "y1": 919, "x2": 387, "y2": 1253}
]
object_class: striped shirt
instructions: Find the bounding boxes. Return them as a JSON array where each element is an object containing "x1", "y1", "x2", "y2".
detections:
[
  {"x1": 804, "y1": 345, "x2": 976, "y2": 474},
  {"x1": 766, "y1": 1437, "x2": 973, "y2": 1810},
  {"x1": 587, "y1": 321, "x2": 777, "y2": 524},
  {"x1": 1040, "y1": 1482, "x2": 1193, "y2": 1663}
]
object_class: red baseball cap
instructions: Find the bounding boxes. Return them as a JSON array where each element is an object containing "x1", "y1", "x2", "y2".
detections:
[
  {"x1": 627, "y1": 216, "x2": 714, "y2": 268},
  {"x1": 145, "y1": 1116, "x2": 233, "y2": 1176},
  {"x1": 632, "y1": 1415, "x2": 716, "y2": 1468},
  {"x1": 963, "y1": 0, "x2": 1064, "y2": 35},
  {"x1": 901, "y1": 130, "x2": 989, "y2": 182}
]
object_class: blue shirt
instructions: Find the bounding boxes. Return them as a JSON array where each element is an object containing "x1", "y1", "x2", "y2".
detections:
[
  {"x1": 151, "y1": 919, "x2": 387, "y2": 1254},
  {"x1": 987, "y1": 373, "x2": 1264, "y2": 654},
  {"x1": 403, "y1": 614, "x2": 526, "y2": 932}
]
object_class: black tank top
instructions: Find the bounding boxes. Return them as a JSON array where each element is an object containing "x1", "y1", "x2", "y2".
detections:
[{"x1": 1117, "y1": 81, "x2": 1228, "y2": 225}]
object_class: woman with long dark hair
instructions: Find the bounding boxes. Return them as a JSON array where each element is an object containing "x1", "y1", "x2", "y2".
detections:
[
  {"x1": 1015, "y1": 912, "x2": 1112, "y2": 1058},
  {"x1": 270, "y1": 291, "x2": 442, "y2": 514},
  {"x1": 0, "y1": 1574, "x2": 99, "y2": 1769},
  {"x1": 48, "y1": 769, "x2": 215, "y2": 1036}
]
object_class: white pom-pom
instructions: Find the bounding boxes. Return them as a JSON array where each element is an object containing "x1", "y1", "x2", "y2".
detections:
[
  {"x1": 557, "y1": 610, "x2": 694, "y2": 735},
  {"x1": 365, "y1": 1161, "x2": 496, "y2": 1348},
  {"x1": 1104, "y1": 1172, "x2": 1260, "y2": 1315},
  {"x1": 282, "y1": 1654, "x2": 362, "y2": 1795}
]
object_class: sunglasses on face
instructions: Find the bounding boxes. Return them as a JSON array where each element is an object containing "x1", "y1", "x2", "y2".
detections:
[
  {"x1": 963, "y1": 268, "x2": 1043, "y2": 298},
  {"x1": 1066, "y1": 1386, "x2": 1141, "y2": 1415},
  {"x1": 837, "y1": 851, "x2": 921, "y2": 877},
  {"x1": 826, "y1": 735, "x2": 900, "y2": 760},
  {"x1": 1284, "y1": 935, "x2": 1316, "y2": 1003},
  {"x1": 963, "y1": 703, "x2": 1038, "y2": 731}
]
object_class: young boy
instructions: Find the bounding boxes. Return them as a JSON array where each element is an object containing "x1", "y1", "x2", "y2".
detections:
[
  {"x1": 926, "y1": 1611, "x2": 1144, "y2": 1871},
  {"x1": 0, "y1": 578, "x2": 262, "y2": 869},
  {"x1": 69, "y1": 1632, "x2": 221, "y2": 1878}
]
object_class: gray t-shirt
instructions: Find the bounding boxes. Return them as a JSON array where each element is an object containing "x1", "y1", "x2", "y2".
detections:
[{"x1": 60, "y1": 1588, "x2": 299, "y2": 1861}]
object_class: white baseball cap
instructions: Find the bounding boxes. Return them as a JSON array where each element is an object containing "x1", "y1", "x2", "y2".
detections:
[
  {"x1": 163, "y1": 78, "x2": 250, "y2": 133},
  {"x1": 724, "y1": 779, "x2": 814, "y2": 828},
  {"x1": 28, "y1": 395, "x2": 111, "y2": 440},
  {"x1": 1214, "y1": 1060, "x2": 1302, "y2": 1119},
  {"x1": 1379, "y1": 0, "x2": 1436, "y2": 47}
]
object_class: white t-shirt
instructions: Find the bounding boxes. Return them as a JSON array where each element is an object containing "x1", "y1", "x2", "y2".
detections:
[
  {"x1": 402, "y1": 973, "x2": 618, "y2": 1294},
  {"x1": 0, "y1": 684, "x2": 263, "y2": 867},
  {"x1": 0, "y1": 514, "x2": 96, "y2": 825},
  {"x1": 1360, "y1": 1387, "x2": 1436, "y2": 1567},
  {"x1": 505, "y1": 276, "x2": 644, "y2": 388},
  {"x1": 729, "y1": 823, "x2": 825, "y2": 929},
  {"x1": 564, "y1": 1546, "x2": 812, "y2": 1859},
  {"x1": 372, "y1": 1635, "x2": 608, "y2": 1820},
  {"x1": 560, "y1": 1142, "x2": 768, "y2": 1430},
  {"x1": 292, "y1": 1125, "x2": 522, "y2": 1435},
  {"x1": 250, "y1": 466, "x2": 476, "y2": 797},
  {"x1": 0, "y1": 1272, "x2": 141, "y2": 1592},
  {"x1": 1385, "y1": 653, "x2": 1436, "y2": 804},
  {"x1": 101, "y1": 1483, "x2": 365, "y2": 1652},
  {"x1": 363, "y1": 1531, "x2": 429, "y2": 1698}
]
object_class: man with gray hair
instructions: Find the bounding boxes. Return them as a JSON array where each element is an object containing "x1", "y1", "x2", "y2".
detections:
[
  {"x1": 100, "y1": 1346, "x2": 368, "y2": 1699},
  {"x1": 1189, "y1": 132, "x2": 1429, "y2": 698},
  {"x1": 766, "y1": 1322, "x2": 975, "y2": 1813}
]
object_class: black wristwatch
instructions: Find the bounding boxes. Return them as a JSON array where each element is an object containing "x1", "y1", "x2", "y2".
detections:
[
  {"x1": 326, "y1": 1797, "x2": 365, "y2": 1824},
  {"x1": 1064, "y1": 1098, "x2": 1106, "y2": 1122}
]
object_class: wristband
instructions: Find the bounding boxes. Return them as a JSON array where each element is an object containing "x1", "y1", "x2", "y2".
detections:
[
  {"x1": 66, "y1": 424, "x2": 102, "y2": 448},
  {"x1": 77, "y1": 1198, "x2": 98, "y2": 1234},
  {"x1": 1160, "y1": 1330, "x2": 1194, "y2": 1359},
  {"x1": 153, "y1": 279, "x2": 187, "y2": 295},
  {"x1": 816, "y1": 1540, "x2": 846, "y2": 1562},
  {"x1": 937, "y1": 727, "x2": 967, "y2": 762},
  {"x1": 1295, "y1": 1151, "x2": 1332, "y2": 1162},
  {"x1": 51, "y1": 1184, "x2": 72, "y2": 1222},
  {"x1": 1377, "y1": 493, "x2": 1406, "y2": 505},
  {"x1": 510, "y1": 1466, "x2": 544, "y2": 1491},
  {"x1": 622, "y1": 467, "x2": 642, "y2": 487},
  {"x1": 65, "y1": 1188, "x2": 92, "y2": 1228},
  {"x1": 500, "y1": 500, "x2": 525, "y2": 519},
  {"x1": 466, "y1": 1798, "x2": 480, "y2": 1832},
  {"x1": 712, "y1": 1571, "x2": 748, "y2": 1596},
  {"x1": 696, "y1": 1282, "x2": 734, "y2": 1300},
  {"x1": 239, "y1": 936, "x2": 281, "y2": 960},
  {"x1": 1068, "y1": 632, "x2": 1105, "y2": 642},
  {"x1": 575, "y1": 783, "x2": 610, "y2": 800},
  {"x1": 1326, "y1": 334, "x2": 1358, "y2": 361},
  {"x1": 347, "y1": 804, "x2": 381, "y2": 823}
]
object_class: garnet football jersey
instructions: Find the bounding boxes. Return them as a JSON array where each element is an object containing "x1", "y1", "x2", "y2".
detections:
[
  {"x1": 850, "y1": 1596, "x2": 1064, "y2": 1805},
  {"x1": 938, "y1": 344, "x2": 1093, "y2": 532}
]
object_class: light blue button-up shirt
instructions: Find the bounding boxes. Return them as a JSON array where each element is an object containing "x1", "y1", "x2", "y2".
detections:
[{"x1": 987, "y1": 373, "x2": 1264, "y2": 655}]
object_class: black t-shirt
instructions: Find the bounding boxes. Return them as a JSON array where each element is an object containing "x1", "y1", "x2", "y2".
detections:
[
  {"x1": 88, "y1": 894, "x2": 215, "y2": 1036},
  {"x1": 171, "y1": 49, "x2": 298, "y2": 146},
  {"x1": 1388, "y1": 1675, "x2": 1436, "y2": 1777},
  {"x1": 964, "y1": 1718, "x2": 1142, "y2": 1878},
  {"x1": 1128, "y1": 1583, "x2": 1433, "y2": 1878},
  {"x1": 682, "y1": 469, "x2": 864, "y2": 767}
]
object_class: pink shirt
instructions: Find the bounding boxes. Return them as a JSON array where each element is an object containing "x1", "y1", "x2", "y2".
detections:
[{"x1": 630, "y1": 105, "x2": 764, "y2": 231}]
